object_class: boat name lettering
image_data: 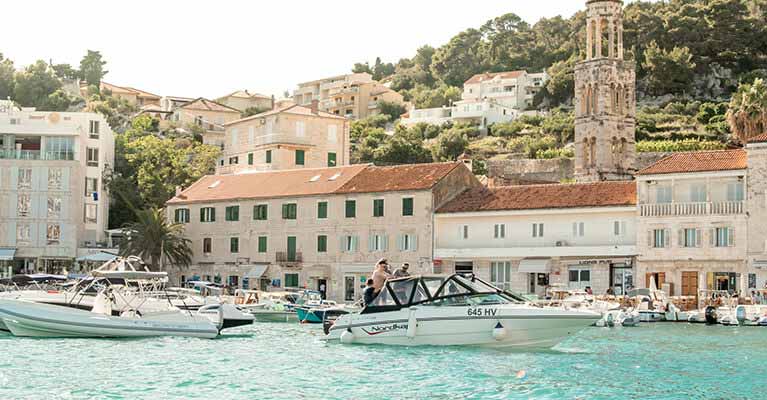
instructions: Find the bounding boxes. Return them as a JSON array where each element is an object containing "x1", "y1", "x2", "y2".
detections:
[
  {"x1": 363, "y1": 323, "x2": 407, "y2": 335},
  {"x1": 467, "y1": 308, "x2": 497, "y2": 317}
]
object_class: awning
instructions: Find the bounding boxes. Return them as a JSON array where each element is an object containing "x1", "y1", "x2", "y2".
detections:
[
  {"x1": 76, "y1": 252, "x2": 117, "y2": 263},
  {"x1": 518, "y1": 258, "x2": 551, "y2": 273},
  {"x1": 0, "y1": 248, "x2": 16, "y2": 261},
  {"x1": 246, "y1": 265, "x2": 268, "y2": 279}
]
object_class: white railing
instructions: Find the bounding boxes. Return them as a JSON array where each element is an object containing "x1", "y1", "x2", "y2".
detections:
[{"x1": 640, "y1": 201, "x2": 744, "y2": 217}]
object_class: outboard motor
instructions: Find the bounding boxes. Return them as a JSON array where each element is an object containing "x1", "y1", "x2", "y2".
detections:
[
  {"x1": 705, "y1": 305, "x2": 717, "y2": 325},
  {"x1": 736, "y1": 305, "x2": 747, "y2": 325}
]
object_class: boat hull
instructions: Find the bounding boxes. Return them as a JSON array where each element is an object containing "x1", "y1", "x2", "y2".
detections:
[
  {"x1": 252, "y1": 310, "x2": 298, "y2": 323},
  {"x1": 0, "y1": 300, "x2": 219, "y2": 339},
  {"x1": 325, "y1": 305, "x2": 600, "y2": 349}
]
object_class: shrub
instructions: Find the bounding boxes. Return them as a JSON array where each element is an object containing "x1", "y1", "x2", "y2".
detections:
[
  {"x1": 636, "y1": 139, "x2": 726, "y2": 153},
  {"x1": 535, "y1": 147, "x2": 574, "y2": 159}
]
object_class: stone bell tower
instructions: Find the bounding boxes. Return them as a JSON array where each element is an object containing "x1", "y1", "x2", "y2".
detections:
[{"x1": 574, "y1": 0, "x2": 636, "y2": 182}]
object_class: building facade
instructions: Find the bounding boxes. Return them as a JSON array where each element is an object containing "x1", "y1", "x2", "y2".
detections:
[
  {"x1": 216, "y1": 90, "x2": 273, "y2": 113},
  {"x1": 216, "y1": 104, "x2": 350, "y2": 175},
  {"x1": 574, "y1": 0, "x2": 636, "y2": 182},
  {"x1": 166, "y1": 162, "x2": 478, "y2": 302},
  {"x1": 746, "y1": 134, "x2": 767, "y2": 282},
  {"x1": 635, "y1": 150, "x2": 753, "y2": 296},
  {"x1": 80, "y1": 82, "x2": 161, "y2": 107},
  {"x1": 434, "y1": 182, "x2": 637, "y2": 298},
  {"x1": 293, "y1": 73, "x2": 404, "y2": 120},
  {"x1": 171, "y1": 98, "x2": 242, "y2": 148},
  {"x1": 0, "y1": 101, "x2": 114, "y2": 276}
]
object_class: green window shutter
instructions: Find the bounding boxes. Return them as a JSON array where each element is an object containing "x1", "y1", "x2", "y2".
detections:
[
  {"x1": 258, "y1": 236, "x2": 267, "y2": 253},
  {"x1": 230, "y1": 237, "x2": 239, "y2": 253},
  {"x1": 233, "y1": 206, "x2": 239, "y2": 221},
  {"x1": 317, "y1": 235, "x2": 327, "y2": 252},
  {"x1": 266, "y1": 150, "x2": 272, "y2": 164},
  {"x1": 248, "y1": 153, "x2": 254, "y2": 165},
  {"x1": 373, "y1": 199, "x2": 384, "y2": 217},
  {"x1": 200, "y1": 208, "x2": 205, "y2": 222},
  {"x1": 317, "y1": 201, "x2": 328, "y2": 219},
  {"x1": 210, "y1": 208, "x2": 215, "y2": 222},
  {"x1": 295, "y1": 150, "x2": 305, "y2": 165},
  {"x1": 327, "y1": 152, "x2": 337, "y2": 167},
  {"x1": 402, "y1": 198, "x2": 413, "y2": 216},
  {"x1": 345, "y1": 200, "x2": 356, "y2": 218},
  {"x1": 290, "y1": 204, "x2": 297, "y2": 219},
  {"x1": 254, "y1": 205, "x2": 267, "y2": 220},
  {"x1": 174, "y1": 209, "x2": 180, "y2": 223},
  {"x1": 282, "y1": 204, "x2": 288, "y2": 219}
]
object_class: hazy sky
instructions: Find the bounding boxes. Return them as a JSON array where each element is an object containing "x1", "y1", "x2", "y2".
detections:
[{"x1": 2, "y1": 1, "x2": 618, "y2": 99}]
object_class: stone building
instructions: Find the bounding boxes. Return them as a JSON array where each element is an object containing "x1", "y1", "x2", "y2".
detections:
[
  {"x1": 574, "y1": 0, "x2": 636, "y2": 182},
  {"x1": 746, "y1": 134, "x2": 767, "y2": 284}
]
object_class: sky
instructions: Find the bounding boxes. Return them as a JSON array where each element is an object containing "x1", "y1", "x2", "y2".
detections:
[{"x1": 1, "y1": 0, "x2": 610, "y2": 99}]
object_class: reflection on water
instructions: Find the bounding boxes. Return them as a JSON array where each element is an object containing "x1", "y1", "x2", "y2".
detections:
[{"x1": 1, "y1": 323, "x2": 764, "y2": 399}]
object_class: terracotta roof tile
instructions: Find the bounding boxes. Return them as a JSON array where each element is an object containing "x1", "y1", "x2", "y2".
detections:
[
  {"x1": 747, "y1": 133, "x2": 767, "y2": 143},
  {"x1": 336, "y1": 162, "x2": 461, "y2": 194},
  {"x1": 464, "y1": 70, "x2": 526, "y2": 85},
  {"x1": 437, "y1": 182, "x2": 636, "y2": 213},
  {"x1": 180, "y1": 98, "x2": 240, "y2": 113},
  {"x1": 636, "y1": 149, "x2": 746, "y2": 175}
]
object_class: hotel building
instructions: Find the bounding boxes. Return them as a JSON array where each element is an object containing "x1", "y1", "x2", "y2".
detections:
[{"x1": 293, "y1": 73, "x2": 404, "y2": 120}]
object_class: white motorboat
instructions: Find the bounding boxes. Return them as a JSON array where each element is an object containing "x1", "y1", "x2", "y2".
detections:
[
  {"x1": 323, "y1": 274, "x2": 600, "y2": 349},
  {"x1": 595, "y1": 308, "x2": 640, "y2": 327}
]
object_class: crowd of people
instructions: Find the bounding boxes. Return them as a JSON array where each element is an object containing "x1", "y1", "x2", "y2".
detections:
[{"x1": 362, "y1": 258, "x2": 410, "y2": 306}]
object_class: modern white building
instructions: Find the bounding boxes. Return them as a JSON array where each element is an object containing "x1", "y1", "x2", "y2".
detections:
[
  {"x1": 434, "y1": 181, "x2": 637, "y2": 297},
  {"x1": 0, "y1": 101, "x2": 115, "y2": 276}
]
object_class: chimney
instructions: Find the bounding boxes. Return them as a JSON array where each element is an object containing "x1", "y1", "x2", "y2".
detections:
[
  {"x1": 310, "y1": 99, "x2": 319, "y2": 114},
  {"x1": 175, "y1": 186, "x2": 183, "y2": 196}
]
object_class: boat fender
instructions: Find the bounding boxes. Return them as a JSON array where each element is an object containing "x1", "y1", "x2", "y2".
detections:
[
  {"x1": 340, "y1": 329, "x2": 355, "y2": 344},
  {"x1": 492, "y1": 322, "x2": 508, "y2": 341},
  {"x1": 406, "y1": 307, "x2": 418, "y2": 338}
]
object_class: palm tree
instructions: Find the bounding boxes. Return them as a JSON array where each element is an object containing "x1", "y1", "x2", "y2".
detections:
[
  {"x1": 120, "y1": 207, "x2": 192, "y2": 271},
  {"x1": 727, "y1": 78, "x2": 767, "y2": 143}
]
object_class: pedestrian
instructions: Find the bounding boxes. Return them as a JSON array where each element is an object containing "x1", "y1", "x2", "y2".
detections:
[
  {"x1": 362, "y1": 279, "x2": 376, "y2": 306},
  {"x1": 371, "y1": 258, "x2": 392, "y2": 292},
  {"x1": 319, "y1": 282, "x2": 327, "y2": 300},
  {"x1": 393, "y1": 263, "x2": 411, "y2": 278}
]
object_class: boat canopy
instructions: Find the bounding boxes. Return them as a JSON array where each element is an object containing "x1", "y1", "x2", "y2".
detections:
[
  {"x1": 91, "y1": 270, "x2": 168, "y2": 280},
  {"x1": 362, "y1": 274, "x2": 525, "y2": 314}
]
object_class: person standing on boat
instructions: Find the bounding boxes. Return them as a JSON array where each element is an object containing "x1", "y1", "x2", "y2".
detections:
[
  {"x1": 363, "y1": 279, "x2": 376, "y2": 306},
  {"x1": 372, "y1": 258, "x2": 392, "y2": 292},
  {"x1": 393, "y1": 263, "x2": 410, "y2": 278}
]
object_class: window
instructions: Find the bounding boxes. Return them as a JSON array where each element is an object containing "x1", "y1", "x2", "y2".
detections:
[
  {"x1": 656, "y1": 185, "x2": 672, "y2": 203},
  {"x1": 248, "y1": 153, "x2": 254, "y2": 165},
  {"x1": 284, "y1": 273, "x2": 299, "y2": 288},
  {"x1": 460, "y1": 225, "x2": 469, "y2": 239},
  {"x1": 266, "y1": 150, "x2": 272, "y2": 164},
  {"x1": 258, "y1": 236, "x2": 268, "y2": 253},
  {"x1": 681, "y1": 228, "x2": 701, "y2": 248},
  {"x1": 373, "y1": 199, "x2": 384, "y2": 217},
  {"x1": 48, "y1": 197, "x2": 62, "y2": 218},
  {"x1": 402, "y1": 197, "x2": 414, "y2": 216},
  {"x1": 18, "y1": 168, "x2": 32, "y2": 189},
  {"x1": 328, "y1": 125, "x2": 338, "y2": 142},
  {"x1": 295, "y1": 121, "x2": 305, "y2": 137},
  {"x1": 295, "y1": 150, "x2": 305, "y2": 165},
  {"x1": 532, "y1": 223, "x2": 544, "y2": 238},
  {"x1": 690, "y1": 184, "x2": 706, "y2": 202},
  {"x1": 89, "y1": 120, "x2": 100, "y2": 138},
  {"x1": 230, "y1": 237, "x2": 239, "y2": 253},
  {"x1": 46, "y1": 224, "x2": 61, "y2": 245},
  {"x1": 45, "y1": 136, "x2": 75, "y2": 160},
  {"x1": 343, "y1": 235, "x2": 359, "y2": 252},
  {"x1": 399, "y1": 234, "x2": 417, "y2": 251},
  {"x1": 86, "y1": 148, "x2": 99, "y2": 167},
  {"x1": 568, "y1": 267, "x2": 591, "y2": 289},
  {"x1": 174, "y1": 208, "x2": 190, "y2": 223},
  {"x1": 254, "y1": 204, "x2": 268, "y2": 220},
  {"x1": 317, "y1": 235, "x2": 328, "y2": 252},
  {"x1": 345, "y1": 200, "x2": 356, "y2": 218},
  {"x1": 85, "y1": 177, "x2": 99, "y2": 198},
  {"x1": 230, "y1": 128, "x2": 239, "y2": 146},
  {"x1": 48, "y1": 168, "x2": 63, "y2": 189},
  {"x1": 203, "y1": 238, "x2": 212, "y2": 253},
  {"x1": 16, "y1": 224, "x2": 31, "y2": 244},
  {"x1": 493, "y1": 224, "x2": 506, "y2": 239},
  {"x1": 317, "y1": 201, "x2": 328, "y2": 219},
  {"x1": 369, "y1": 233, "x2": 388, "y2": 252},
  {"x1": 491, "y1": 261, "x2": 512, "y2": 290},
  {"x1": 652, "y1": 229, "x2": 668, "y2": 248},
  {"x1": 225, "y1": 205, "x2": 240, "y2": 221},
  {"x1": 248, "y1": 126, "x2": 255, "y2": 144},
  {"x1": 282, "y1": 203, "x2": 297, "y2": 220},
  {"x1": 727, "y1": 182, "x2": 744, "y2": 202},
  {"x1": 195, "y1": 115, "x2": 203, "y2": 126},
  {"x1": 229, "y1": 156, "x2": 239, "y2": 165},
  {"x1": 614, "y1": 221, "x2": 627, "y2": 236},
  {"x1": 328, "y1": 152, "x2": 337, "y2": 167},
  {"x1": 714, "y1": 227, "x2": 734, "y2": 247},
  {"x1": 200, "y1": 207, "x2": 216, "y2": 222},
  {"x1": 572, "y1": 222, "x2": 585, "y2": 237},
  {"x1": 17, "y1": 194, "x2": 31, "y2": 217}
]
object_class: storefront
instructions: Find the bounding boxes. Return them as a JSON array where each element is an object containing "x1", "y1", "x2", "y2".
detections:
[{"x1": 518, "y1": 259, "x2": 551, "y2": 298}]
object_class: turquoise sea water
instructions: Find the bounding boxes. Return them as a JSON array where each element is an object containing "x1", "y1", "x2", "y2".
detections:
[{"x1": 1, "y1": 323, "x2": 765, "y2": 400}]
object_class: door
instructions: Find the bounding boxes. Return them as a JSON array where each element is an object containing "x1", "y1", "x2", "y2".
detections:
[
  {"x1": 287, "y1": 236, "x2": 297, "y2": 262},
  {"x1": 344, "y1": 276, "x2": 356, "y2": 302},
  {"x1": 681, "y1": 271, "x2": 698, "y2": 297},
  {"x1": 317, "y1": 279, "x2": 327, "y2": 300},
  {"x1": 645, "y1": 272, "x2": 665, "y2": 289}
]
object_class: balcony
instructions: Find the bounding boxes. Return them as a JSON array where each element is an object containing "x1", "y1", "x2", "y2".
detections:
[
  {"x1": 276, "y1": 252, "x2": 302, "y2": 265},
  {"x1": 640, "y1": 201, "x2": 744, "y2": 217},
  {"x1": 252, "y1": 132, "x2": 315, "y2": 147},
  {"x1": 0, "y1": 149, "x2": 75, "y2": 161}
]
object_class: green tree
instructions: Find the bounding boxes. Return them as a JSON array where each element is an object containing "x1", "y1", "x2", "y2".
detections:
[
  {"x1": 430, "y1": 29, "x2": 486, "y2": 87},
  {"x1": 352, "y1": 62, "x2": 372, "y2": 74},
  {"x1": 120, "y1": 207, "x2": 192, "y2": 271},
  {"x1": 727, "y1": 78, "x2": 767, "y2": 142},
  {"x1": 431, "y1": 128, "x2": 469, "y2": 161},
  {"x1": 242, "y1": 106, "x2": 271, "y2": 118},
  {"x1": 542, "y1": 55, "x2": 577, "y2": 106},
  {"x1": 51, "y1": 63, "x2": 79, "y2": 80},
  {"x1": 642, "y1": 41, "x2": 696, "y2": 95},
  {"x1": 79, "y1": 50, "x2": 108, "y2": 87},
  {"x1": 13, "y1": 60, "x2": 62, "y2": 109},
  {"x1": 374, "y1": 129, "x2": 432, "y2": 164},
  {"x1": 377, "y1": 101, "x2": 406, "y2": 121},
  {"x1": 372, "y1": 57, "x2": 395, "y2": 81},
  {"x1": 0, "y1": 53, "x2": 14, "y2": 100},
  {"x1": 408, "y1": 84, "x2": 462, "y2": 109}
]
